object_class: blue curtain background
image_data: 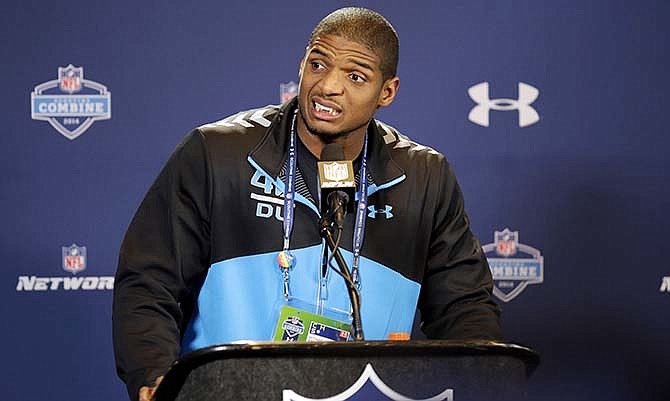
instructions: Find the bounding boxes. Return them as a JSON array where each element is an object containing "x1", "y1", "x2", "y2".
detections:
[{"x1": 2, "y1": 1, "x2": 668, "y2": 400}]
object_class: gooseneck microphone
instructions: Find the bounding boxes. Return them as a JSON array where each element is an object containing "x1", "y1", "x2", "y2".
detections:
[
  {"x1": 317, "y1": 144, "x2": 364, "y2": 341},
  {"x1": 317, "y1": 144, "x2": 355, "y2": 228}
]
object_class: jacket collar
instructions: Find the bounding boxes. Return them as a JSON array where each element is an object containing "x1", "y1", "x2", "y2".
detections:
[{"x1": 248, "y1": 97, "x2": 405, "y2": 188}]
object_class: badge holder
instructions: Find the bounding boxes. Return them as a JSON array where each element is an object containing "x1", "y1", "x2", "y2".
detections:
[
  {"x1": 270, "y1": 252, "x2": 352, "y2": 342},
  {"x1": 271, "y1": 298, "x2": 352, "y2": 342}
]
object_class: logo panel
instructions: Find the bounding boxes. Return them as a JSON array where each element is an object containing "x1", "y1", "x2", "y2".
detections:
[
  {"x1": 483, "y1": 228, "x2": 544, "y2": 302},
  {"x1": 31, "y1": 65, "x2": 111, "y2": 140}
]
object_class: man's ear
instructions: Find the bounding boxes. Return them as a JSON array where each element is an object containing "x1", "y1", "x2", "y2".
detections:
[{"x1": 377, "y1": 77, "x2": 400, "y2": 108}]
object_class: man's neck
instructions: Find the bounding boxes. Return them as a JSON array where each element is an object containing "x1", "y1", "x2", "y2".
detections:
[{"x1": 296, "y1": 112, "x2": 367, "y2": 160}]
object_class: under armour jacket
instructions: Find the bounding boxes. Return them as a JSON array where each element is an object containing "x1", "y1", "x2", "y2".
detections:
[{"x1": 112, "y1": 98, "x2": 501, "y2": 400}]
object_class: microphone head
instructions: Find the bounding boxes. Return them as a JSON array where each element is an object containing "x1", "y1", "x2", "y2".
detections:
[
  {"x1": 317, "y1": 143, "x2": 355, "y2": 215},
  {"x1": 320, "y1": 143, "x2": 345, "y2": 161}
]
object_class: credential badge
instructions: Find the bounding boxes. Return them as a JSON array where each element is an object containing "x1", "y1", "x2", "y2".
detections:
[
  {"x1": 31, "y1": 65, "x2": 111, "y2": 140},
  {"x1": 483, "y1": 228, "x2": 543, "y2": 302}
]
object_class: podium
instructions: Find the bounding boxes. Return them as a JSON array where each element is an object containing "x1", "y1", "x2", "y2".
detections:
[{"x1": 154, "y1": 340, "x2": 539, "y2": 401}]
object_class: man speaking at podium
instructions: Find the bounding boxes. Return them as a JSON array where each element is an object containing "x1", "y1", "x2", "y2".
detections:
[{"x1": 113, "y1": 7, "x2": 501, "y2": 401}]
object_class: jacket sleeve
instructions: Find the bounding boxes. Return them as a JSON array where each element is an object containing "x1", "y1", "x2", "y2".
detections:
[
  {"x1": 418, "y1": 158, "x2": 502, "y2": 340},
  {"x1": 112, "y1": 130, "x2": 212, "y2": 401}
]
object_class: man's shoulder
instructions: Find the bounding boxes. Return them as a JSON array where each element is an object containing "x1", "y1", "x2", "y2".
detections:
[
  {"x1": 373, "y1": 119, "x2": 446, "y2": 167},
  {"x1": 173, "y1": 104, "x2": 284, "y2": 167},
  {"x1": 195, "y1": 104, "x2": 282, "y2": 139}
]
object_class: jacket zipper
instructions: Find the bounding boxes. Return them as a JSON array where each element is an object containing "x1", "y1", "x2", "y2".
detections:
[{"x1": 316, "y1": 238, "x2": 328, "y2": 315}]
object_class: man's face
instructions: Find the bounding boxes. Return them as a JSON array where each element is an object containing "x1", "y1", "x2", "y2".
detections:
[{"x1": 297, "y1": 34, "x2": 398, "y2": 141}]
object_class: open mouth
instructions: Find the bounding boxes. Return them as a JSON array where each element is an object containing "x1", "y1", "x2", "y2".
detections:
[{"x1": 312, "y1": 100, "x2": 342, "y2": 118}]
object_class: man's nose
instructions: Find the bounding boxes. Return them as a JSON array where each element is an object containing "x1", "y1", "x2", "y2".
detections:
[{"x1": 320, "y1": 69, "x2": 344, "y2": 96}]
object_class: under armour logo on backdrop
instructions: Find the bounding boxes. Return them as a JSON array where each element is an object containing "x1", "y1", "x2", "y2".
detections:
[{"x1": 468, "y1": 82, "x2": 540, "y2": 127}]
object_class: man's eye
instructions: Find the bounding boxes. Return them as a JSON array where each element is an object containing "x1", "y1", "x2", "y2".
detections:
[
  {"x1": 350, "y1": 73, "x2": 365, "y2": 83},
  {"x1": 311, "y1": 61, "x2": 324, "y2": 70}
]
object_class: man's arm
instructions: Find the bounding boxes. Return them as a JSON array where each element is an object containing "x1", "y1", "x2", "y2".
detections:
[
  {"x1": 113, "y1": 130, "x2": 212, "y2": 401},
  {"x1": 418, "y1": 158, "x2": 502, "y2": 340}
]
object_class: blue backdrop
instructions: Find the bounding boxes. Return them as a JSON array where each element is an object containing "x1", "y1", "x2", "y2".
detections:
[{"x1": 2, "y1": 1, "x2": 668, "y2": 400}]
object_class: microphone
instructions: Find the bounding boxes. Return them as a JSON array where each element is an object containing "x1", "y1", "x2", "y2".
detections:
[
  {"x1": 318, "y1": 144, "x2": 355, "y2": 228},
  {"x1": 317, "y1": 143, "x2": 364, "y2": 341}
]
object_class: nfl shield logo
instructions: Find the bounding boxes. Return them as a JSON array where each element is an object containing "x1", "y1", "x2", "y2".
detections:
[
  {"x1": 323, "y1": 162, "x2": 349, "y2": 181},
  {"x1": 62, "y1": 244, "x2": 86, "y2": 274},
  {"x1": 58, "y1": 65, "x2": 82, "y2": 93},
  {"x1": 495, "y1": 229, "x2": 518, "y2": 257},
  {"x1": 280, "y1": 81, "x2": 298, "y2": 103}
]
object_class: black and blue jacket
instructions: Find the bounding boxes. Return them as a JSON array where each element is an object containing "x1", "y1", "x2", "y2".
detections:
[{"x1": 112, "y1": 99, "x2": 501, "y2": 400}]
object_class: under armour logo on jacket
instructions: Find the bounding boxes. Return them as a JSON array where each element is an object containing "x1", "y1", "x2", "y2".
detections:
[
  {"x1": 468, "y1": 82, "x2": 540, "y2": 128},
  {"x1": 368, "y1": 205, "x2": 393, "y2": 219}
]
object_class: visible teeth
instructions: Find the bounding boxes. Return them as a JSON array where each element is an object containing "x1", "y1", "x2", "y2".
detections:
[{"x1": 314, "y1": 102, "x2": 339, "y2": 116}]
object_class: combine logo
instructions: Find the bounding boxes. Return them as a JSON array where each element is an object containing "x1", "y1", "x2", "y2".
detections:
[
  {"x1": 16, "y1": 244, "x2": 114, "y2": 292},
  {"x1": 31, "y1": 65, "x2": 111, "y2": 140},
  {"x1": 468, "y1": 82, "x2": 539, "y2": 127},
  {"x1": 281, "y1": 316, "x2": 305, "y2": 341},
  {"x1": 280, "y1": 81, "x2": 298, "y2": 103},
  {"x1": 483, "y1": 228, "x2": 544, "y2": 302},
  {"x1": 283, "y1": 364, "x2": 453, "y2": 401}
]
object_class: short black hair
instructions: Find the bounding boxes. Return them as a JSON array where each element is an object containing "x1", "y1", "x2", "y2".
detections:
[{"x1": 308, "y1": 7, "x2": 399, "y2": 81}]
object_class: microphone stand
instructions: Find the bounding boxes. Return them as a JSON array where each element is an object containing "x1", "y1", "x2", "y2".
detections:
[{"x1": 318, "y1": 211, "x2": 365, "y2": 341}]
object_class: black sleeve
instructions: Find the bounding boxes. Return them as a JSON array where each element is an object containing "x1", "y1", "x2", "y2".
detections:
[
  {"x1": 112, "y1": 130, "x2": 212, "y2": 401},
  {"x1": 418, "y1": 159, "x2": 502, "y2": 340}
]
